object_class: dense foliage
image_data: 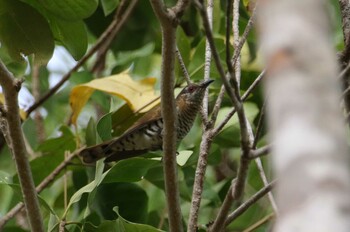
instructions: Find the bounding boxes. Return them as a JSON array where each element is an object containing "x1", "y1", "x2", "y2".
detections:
[{"x1": 0, "y1": 0, "x2": 344, "y2": 231}]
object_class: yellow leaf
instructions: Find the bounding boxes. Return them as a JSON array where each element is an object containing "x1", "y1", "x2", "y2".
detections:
[{"x1": 70, "y1": 73, "x2": 160, "y2": 124}]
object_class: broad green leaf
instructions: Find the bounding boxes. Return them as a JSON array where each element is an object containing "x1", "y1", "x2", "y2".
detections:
[
  {"x1": 113, "y1": 207, "x2": 164, "y2": 232},
  {"x1": 175, "y1": 28, "x2": 190, "y2": 83},
  {"x1": 101, "y1": 0, "x2": 119, "y2": 16},
  {"x1": 13, "y1": 153, "x2": 63, "y2": 186},
  {"x1": 0, "y1": 48, "x2": 27, "y2": 76},
  {"x1": 188, "y1": 37, "x2": 228, "y2": 80},
  {"x1": 176, "y1": 150, "x2": 193, "y2": 166},
  {"x1": 97, "y1": 112, "x2": 113, "y2": 141},
  {"x1": 37, "y1": 126, "x2": 76, "y2": 156},
  {"x1": 102, "y1": 158, "x2": 159, "y2": 183},
  {"x1": 0, "y1": 0, "x2": 54, "y2": 64},
  {"x1": 97, "y1": 221, "x2": 119, "y2": 232},
  {"x1": 94, "y1": 183, "x2": 148, "y2": 222},
  {"x1": 115, "y1": 43, "x2": 155, "y2": 66},
  {"x1": 48, "y1": 17, "x2": 87, "y2": 60},
  {"x1": 63, "y1": 159, "x2": 106, "y2": 218},
  {"x1": 240, "y1": 43, "x2": 262, "y2": 71},
  {"x1": 214, "y1": 103, "x2": 259, "y2": 147},
  {"x1": 38, "y1": 0, "x2": 98, "y2": 21},
  {"x1": 86, "y1": 117, "x2": 98, "y2": 146},
  {"x1": 70, "y1": 73, "x2": 160, "y2": 124}
]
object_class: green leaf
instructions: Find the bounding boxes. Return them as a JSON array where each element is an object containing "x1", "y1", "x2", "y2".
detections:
[
  {"x1": 102, "y1": 158, "x2": 159, "y2": 183},
  {"x1": 214, "y1": 103, "x2": 259, "y2": 148},
  {"x1": 113, "y1": 207, "x2": 165, "y2": 232},
  {"x1": 0, "y1": 48, "x2": 27, "y2": 76},
  {"x1": 86, "y1": 117, "x2": 98, "y2": 146},
  {"x1": 49, "y1": 17, "x2": 88, "y2": 60},
  {"x1": 13, "y1": 153, "x2": 63, "y2": 186},
  {"x1": 176, "y1": 150, "x2": 193, "y2": 166},
  {"x1": 97, "y1": 112, "x2": 113, "y2": 141},
  {"x1": 94, "y1": 183, "x2": 148, "y2": 222},
  {"x1": 97, "y1": 221, "x2": 119, "y2": 232},
  {"x1": 101, "y1": 0, "x2": 119, "y2": 16},
  {"x1": 38, "y1": 0, "x2": 98, "y2": 21},
  {"x1": 115, "y1": 43, "x2": 155, "y2": 66},
  {"x1": 37, "y1": 126, "x2": 76, "y2": 156},
  {"x1": 175, "y1": 28, "x2": 191, "y2": 83},
  {"x1": 0, "y1": 226, "x2": 28, "y2": 232},
  {"x1": 188, "y1": 37, "x2": 228, "y2": 80},
  {"x1": 0, "y1": 0, "x2": 54, "y2": 64},
  {"x1": 64, "y1": 159, "x2": 106, "y2": 218}
]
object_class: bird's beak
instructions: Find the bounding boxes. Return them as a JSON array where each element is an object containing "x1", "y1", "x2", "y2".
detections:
[{"x1": 200, "y1": 79, "x2": 214, "y2": 88}]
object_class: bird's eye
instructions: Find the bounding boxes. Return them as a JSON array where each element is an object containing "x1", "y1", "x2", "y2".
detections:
[{"x1": 188, "y1": 86, "x2": 195, "y2": 93}]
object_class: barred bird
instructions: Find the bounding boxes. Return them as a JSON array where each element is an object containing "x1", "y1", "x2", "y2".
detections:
[{"x1": 79, "y1": 79, "x2": 214, "y2": 163}]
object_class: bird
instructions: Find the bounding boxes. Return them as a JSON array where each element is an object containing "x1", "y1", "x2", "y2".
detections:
[{"x1": 79, "y1": 79, "x2": 214, "y2": 164}]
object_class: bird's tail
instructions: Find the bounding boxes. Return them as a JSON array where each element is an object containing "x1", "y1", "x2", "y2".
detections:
[{"x1": 79, "y1": 141, "x2": 110, "y2": 164}]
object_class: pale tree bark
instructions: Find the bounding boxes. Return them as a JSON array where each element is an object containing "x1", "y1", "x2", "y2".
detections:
[{"x1": 258, "y1": 0, "x2": 350, "y2": 231}]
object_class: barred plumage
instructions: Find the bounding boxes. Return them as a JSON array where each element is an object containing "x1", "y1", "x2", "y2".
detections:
[{"x1": 79, "y1": 79, "x2": 214, "y2": 163}]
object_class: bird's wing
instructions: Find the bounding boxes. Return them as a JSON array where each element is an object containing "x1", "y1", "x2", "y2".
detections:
[{"x1": 79, "y1": 105, "x2": 162, "y2": 164}]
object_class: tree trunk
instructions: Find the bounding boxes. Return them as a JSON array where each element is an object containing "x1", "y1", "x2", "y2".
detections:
[{"x1": 258, "y1": 0, "x2": 350, "y2": 231}]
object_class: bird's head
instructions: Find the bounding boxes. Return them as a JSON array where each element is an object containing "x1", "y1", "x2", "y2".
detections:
[{"x1": 176, "y1": 79, "x2": 214, "y2": 105}]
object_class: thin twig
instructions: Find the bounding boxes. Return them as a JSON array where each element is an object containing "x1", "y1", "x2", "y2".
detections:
[
  {"x1": 254, "y1": 158, "x2": 278, "y2": 213},
  {"x1": 212, "y1": 70, "x2": 265, "y2": 137},
  {"x1": 201, "y1": 0, "x2": 214, "y2": 125},
  {"x1": 249, "y1": 145, "x2": 271, "y2": 159},
  {"x1": 253, "y1": 98, "x2": 267, "y2": 148},
  {"x1": 209, "y1": 85, "x2": 226, "y2": 126},
  {"x1": 249, "y1": 99, "x2": 277, "y2": 212},
  {"x1": 91, "y1": 0, "x2": 138, "y2": 74},
  {"x1": 232, "y1": 0, "x2": 241, "y2": 86},
  {"x1": 26, "y1": 1, "x2": 137, "y2": 116},
  {"x1": 338, "y1": 61, "x2": 350, "y2": 79},
  {"x1": 243, "y1": 213, "x2": 275, "y2": 232},
  {"x1": 59, "y1": 220, "x2": 66, "y2": 232},
  {"x1": 225, "y1": 180, "x2": 276, "y2": 226},
  {"x1": 32, "y1": 64, "x2": 46, "y2": 143},
  {"x1": 0, "y1": 151, "x2": 78, "y2": 229},
  {"x1": 0, "y1": 60, "x2": 44, "y2": 232},
  {"x1": 175, "y1": 46, "x2": 191, "y2": 84},
  {"x1": 231, "y1": 2, "x2": 258, "y2": 67}
]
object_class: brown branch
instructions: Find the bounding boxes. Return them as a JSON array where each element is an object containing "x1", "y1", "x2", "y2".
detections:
[
  {"x1": 249, "y1": 145, "x2": 271, "y2": 159},
  {"x1": 187, "y1": 1, "x2": 214, "y2": 230},
  {"x1": 231, "y1": 1, "x2": 257, "y2": 66},
  {"x1": 150, "y1": 1, "x2": 190, "y2": 231},
  {"x1": 0, "y1": 151, "x2": 78, "y2": 229},
  {"x1": 0, "y1": 60, "x2": 44, "y2": 232},
  {"x1": 243, "y1": 213, "x2": 275, "y2": 232},
  {"x1": 175, "y1": 46, "x2": 191, "y2": 84},
  {"x1": 194, "y1": 1, "x2": 263, "y2": 230},
  {"x1": 224, "y1": 180, "x2": 276, "y2": 226},
  {"x1": 232, "y1": 0, "x2": 241, "y2": 86},
  {"x1": 187, "y1": 131, "x2": 213, "y2": 232},
  {"x1": 209, "y1": 85, "x2": 226, "y2": 126},
  {"x1": 91, "y1": 0, "x2": 138, "y2": 74},
  {"x1": 26, "y1": 1, "x2": 137, "y2": 116}
]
